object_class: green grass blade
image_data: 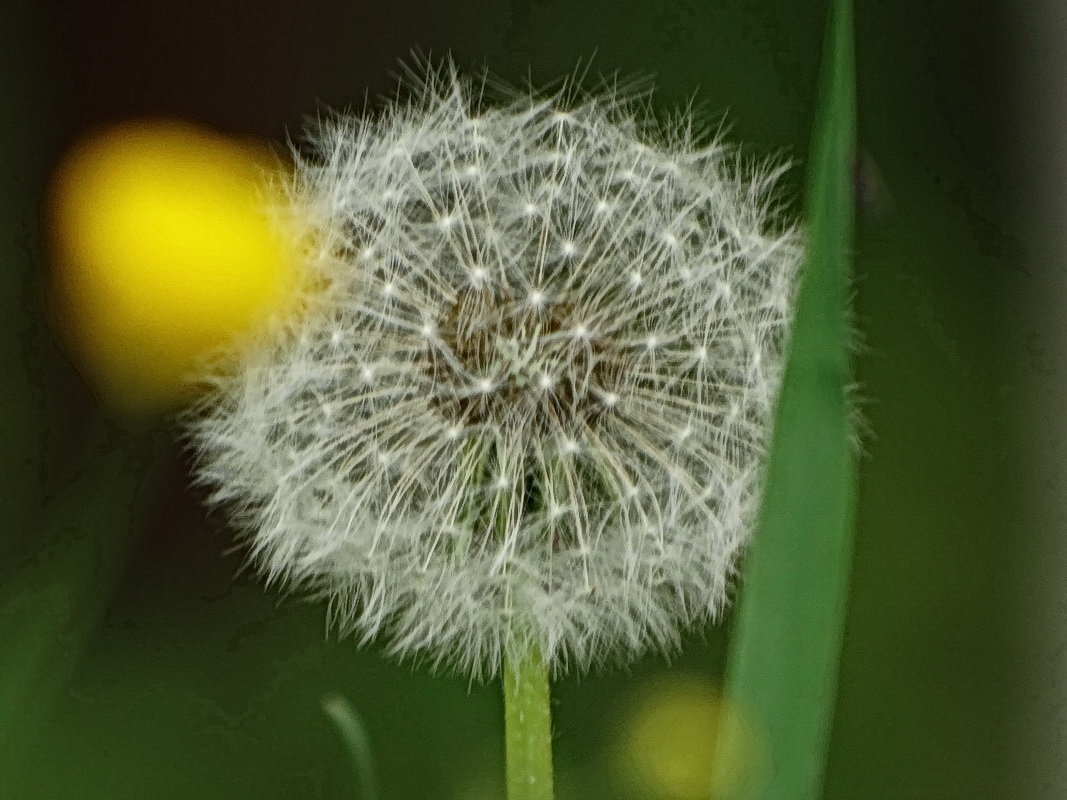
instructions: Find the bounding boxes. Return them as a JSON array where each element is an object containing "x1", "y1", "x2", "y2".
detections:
[{"x1": 711, "y1": 1, "x2": 856, "y2": 799}]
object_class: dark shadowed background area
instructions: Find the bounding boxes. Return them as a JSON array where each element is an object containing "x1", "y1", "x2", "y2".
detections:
[{"x1": 3, "y1": 1, "x2": 1056, "y2": 798}]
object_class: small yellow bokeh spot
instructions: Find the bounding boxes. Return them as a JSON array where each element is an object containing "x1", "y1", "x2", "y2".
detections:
[
  {"x1": 615, "y1": 675, "x2": 759, "y2": 800},
  {"x1": 48, "y1": 119, "x2": 302, "y2": 412}
]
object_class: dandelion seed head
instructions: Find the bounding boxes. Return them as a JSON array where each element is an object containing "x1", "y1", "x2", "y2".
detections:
[{"x1": 183, "y1": 59, "x2": 802, "y2": 680}]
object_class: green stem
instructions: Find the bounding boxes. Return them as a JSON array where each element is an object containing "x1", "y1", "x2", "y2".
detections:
[
  {"x1": 503, "y1": 644, "x2": 554, "y2": 800},
  {"x1": 321, "y1": 692, "x2": 380, "y2": 800}
]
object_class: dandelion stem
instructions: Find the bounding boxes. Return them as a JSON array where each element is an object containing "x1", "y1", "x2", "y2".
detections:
[{"x1": 503, "y1": 644, "x2": 554, "y2": 800}]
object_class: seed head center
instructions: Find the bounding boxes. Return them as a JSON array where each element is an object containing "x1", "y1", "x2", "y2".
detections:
[{"x1": 428, "y1": 287, "x2": 613, "y2": 431}]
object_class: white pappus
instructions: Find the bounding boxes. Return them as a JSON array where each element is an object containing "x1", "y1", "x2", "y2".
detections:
[{"x1": 183, "y1": 60, "x2": 803, "y2": 680}]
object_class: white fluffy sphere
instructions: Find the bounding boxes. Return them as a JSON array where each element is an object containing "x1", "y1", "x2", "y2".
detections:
[{"x1": 184, "y1": 61, "x2": 802, "y2": 679}]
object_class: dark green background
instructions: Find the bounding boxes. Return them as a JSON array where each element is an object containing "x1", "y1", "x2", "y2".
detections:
[{"x1": 1, "y1": 1, "x2": 1038, "y2": 797}]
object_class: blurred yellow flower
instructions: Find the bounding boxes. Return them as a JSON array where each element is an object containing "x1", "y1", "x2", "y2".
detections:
[
  {"x1": 47, "y1": 119, "x2": 301, "y2": 412},
  {"x1": 615, "y1": 675, "x2": 760, "y2": 800}
]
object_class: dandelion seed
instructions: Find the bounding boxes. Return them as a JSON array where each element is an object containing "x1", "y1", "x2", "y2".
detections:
[{"x1": 183, "y1": 59, "x2": 802, "y2": 680}]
